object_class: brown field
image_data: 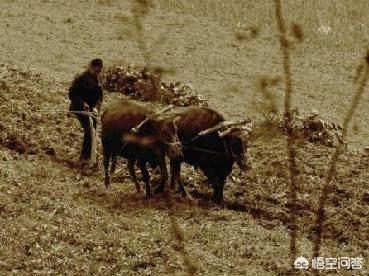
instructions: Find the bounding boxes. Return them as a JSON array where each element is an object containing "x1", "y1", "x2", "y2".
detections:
[{"x1": 0, "y1": 0, "x2": 369, "y2": 275}]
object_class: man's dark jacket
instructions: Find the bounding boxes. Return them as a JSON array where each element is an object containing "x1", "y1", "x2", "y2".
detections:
[{"x1": 69, "y1": 71, "x2": 103, "y2": 111}]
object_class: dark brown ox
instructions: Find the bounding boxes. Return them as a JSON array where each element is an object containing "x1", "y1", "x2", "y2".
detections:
[
  {"x1": 101, "y1": 99, "x2": 181, "y2": 198},
  {"x1": 168, "y1": 106, "x2": 250, "y2": 204}
]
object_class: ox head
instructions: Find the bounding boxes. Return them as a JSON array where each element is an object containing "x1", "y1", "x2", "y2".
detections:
[
  {"x1": 131, "y1": 114, "x2": 182, "y2": 159},
  {"x1": 219, "y1": 125, "x2": 252, "y2": 172},
  {"x1": 156, "y1": 115, "x2": 182, "y2": 159}
]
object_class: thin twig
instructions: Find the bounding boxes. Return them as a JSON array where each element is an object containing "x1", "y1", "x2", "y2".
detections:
[
  {"x1": 130, "y1": 1, "x2": 198, "y2": 274},
  {"x1": 312, "y1": 52, "x2": 369, "y2": 267},
  {"x1": 274, "y1": 0, "x2": 300, "y2": 269},
  {"x1": 165, "y1": 193, "x2": 198, "y2": 275}
]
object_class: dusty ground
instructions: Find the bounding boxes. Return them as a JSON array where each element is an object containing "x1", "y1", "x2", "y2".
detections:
[{"x1": 1, "y1": 0, "x2": 369, "y2": 275}]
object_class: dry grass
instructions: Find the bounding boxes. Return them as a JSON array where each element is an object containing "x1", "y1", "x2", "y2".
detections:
[{"x1": 153, "y1": 0, "x2": 369, "y2": 51}]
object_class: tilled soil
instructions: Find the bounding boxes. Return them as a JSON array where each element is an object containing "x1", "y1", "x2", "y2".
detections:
[{"x1": 1, "y1": 63, "x2": 368, "y2": 275}]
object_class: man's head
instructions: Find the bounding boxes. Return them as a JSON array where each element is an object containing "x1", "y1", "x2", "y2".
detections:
[{"x1": 88, "y1": 58, "x2": 103, "y2": 79}]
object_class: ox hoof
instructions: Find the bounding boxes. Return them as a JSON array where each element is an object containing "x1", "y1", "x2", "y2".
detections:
[
  {"x1": 211, "y1": 196, "x2": 223, "y2": 205},
  {"x1": 104, "y1": 180, "x2": 111, "y2": 189},
  {"x1": 177, "y1": 185, "x2": 189, "y2": 198},
  {"x1": 180, "y1": 190, "x2": 192, "y2": 200},
  {"x1": 135, "y1": 183, "x2": 142, "y2": 193},
  {"x1": 154, "y1": 185, "x2": 165, "y2": 194},
  {"x1": 145, "y1": 192, "x2": 153, "y2": 200}
]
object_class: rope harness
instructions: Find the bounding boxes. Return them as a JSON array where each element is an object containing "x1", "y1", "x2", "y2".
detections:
[
  {"x1": 35, "y1": 109, "x2": 248, "y2": 158},
  {"x1": 39, "y1": 109, "x2": 99, "y2": 120},
  {"x1": 163, "y1": 119, "x2": 182, "y2": 152}
]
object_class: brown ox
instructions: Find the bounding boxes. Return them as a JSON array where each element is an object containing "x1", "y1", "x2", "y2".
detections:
[
  {"x1": 167, "y1": 106, "x2": 250, "y2": 203},
  {"x1": 101, "y1": 99, "x2": 181, "y2": 198}
]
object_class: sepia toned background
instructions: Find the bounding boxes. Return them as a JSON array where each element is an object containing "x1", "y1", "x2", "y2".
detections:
[{"x1": 0, "y1": 0, "x2": 368, "y2": 274}]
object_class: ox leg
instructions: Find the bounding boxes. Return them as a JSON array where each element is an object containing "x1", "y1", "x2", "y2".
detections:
[
  {"x1": 207, "y1": 172, "x2": 224, "y2": 204},
  {"x1": 138, "y1": 160, "x2": 152, "y2": 199},
  {"x1": 103, "y1": 145, "x2": 111, "y2": 189},
  {"x1": 157, "y1": 155, "x2": 168, "y2": 194},
  {"x1": 170, "y1": 160, "x2": 188, "y2": 197},
  {"x1": 110, "y1": 155, "x2": 117, "y2": 175},
  {"x1": 169, "y1": 160, "x2": 177, "y2": 190},
  {"x1": 128, "y1": 158, "x2": 141, "y2": 193},
  {"x1": 213, "y1": 182, "x2": 224, "y2": 204}
]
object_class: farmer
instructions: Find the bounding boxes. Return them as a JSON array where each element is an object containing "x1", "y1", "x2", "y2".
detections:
[{"x1": 69, "y1": 58, "x2": 104, "y2": 162}]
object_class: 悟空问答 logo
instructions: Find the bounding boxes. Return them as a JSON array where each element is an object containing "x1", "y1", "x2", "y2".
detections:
[{"x1": 294, "y1": 256, "x2": 309, "y2": 269}]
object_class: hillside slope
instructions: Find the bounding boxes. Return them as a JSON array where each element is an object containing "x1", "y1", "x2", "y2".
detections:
[{"x1": 1, "y1": 0, "x2": 369, "y2": 275}]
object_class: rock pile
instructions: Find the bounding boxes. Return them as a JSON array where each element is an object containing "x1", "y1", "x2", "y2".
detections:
[
  {"x1": 300, "y1": 112, "x2": 344, "y2": 147},
  {"x1": 261, "y1": 111, "x2": 345, "y2": 147},
  {"x1": 102, "y1": 66, "x2": 207, "y2": 107}
]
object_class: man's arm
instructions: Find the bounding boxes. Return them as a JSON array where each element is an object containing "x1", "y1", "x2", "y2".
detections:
[
  {"x1": 95, "y1": 86, "x2": 103, "y2": 112},
  {"x1": 69, "y1": 75, "x2": 87, "y2": 110},
  {"x1": 95, "y1": 76, "x2": 104, "y2": 111}
]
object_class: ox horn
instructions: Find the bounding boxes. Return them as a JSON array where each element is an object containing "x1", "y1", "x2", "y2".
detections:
[
  {"x1": 156, "y1": 105, "x2": 174, "y2": 115},
  {"x1": 218, "y1": 128, "x2": 232, "y2": 137},
  {"x1": 198, "y1": 118, "x2": 252, "y2": 136},
  {"x1": 218, "y1": 126, "x2": 252, "y2": 138},
  {"x1": 155, "y1": 106, "x2": 186, "y2": 121},
  {"x1": 131, "y1": 105, "x2": 174, "y2": 133},
  {"x1": 131, "y1": 117, "x2": 150, "y2": 133}
]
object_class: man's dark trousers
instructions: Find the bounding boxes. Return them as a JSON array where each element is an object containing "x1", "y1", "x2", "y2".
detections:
[
  {"x1": 70, "y1": 104, "x2": 97, "y2": 160},
  {"x1": 77, "y1": 113, "x2": 97, "y2": 160}
]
